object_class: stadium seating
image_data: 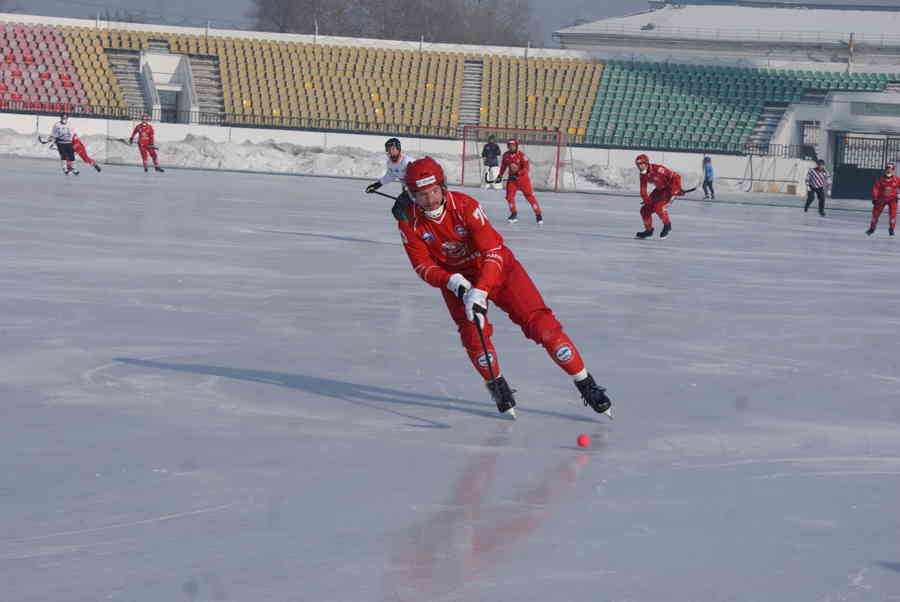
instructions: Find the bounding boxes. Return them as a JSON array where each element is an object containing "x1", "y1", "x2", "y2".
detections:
[
  {"x1": 586, "y1": 60, "x2": 900, "y2": 152},
  {"x1": 479, "y1": 57, "x2": 601, "y2": 140},
  {"x1": 0, "y1": 22, "x2": 126, "y2": 113},
  {"x1": 3, "y1": 18, "x2": 900, "y2": 155}
]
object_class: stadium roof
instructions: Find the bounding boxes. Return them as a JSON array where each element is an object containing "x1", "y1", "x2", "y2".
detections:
[{"x1": 555, "y1": 2, "x2": 900, "y2": 45}]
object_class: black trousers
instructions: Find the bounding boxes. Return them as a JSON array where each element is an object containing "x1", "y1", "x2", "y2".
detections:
[
  {"x1": 702, "y1": 179, "x2": 714, "y2": 197},
  {"x1": 56, "y1": 142, "x2": 75, "y2": 161},
  {"x1": 805, "y1": 187, "x2": 826, "y2": 213}
]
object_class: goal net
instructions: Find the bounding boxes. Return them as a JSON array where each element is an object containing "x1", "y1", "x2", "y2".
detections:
[{"x1": 460, "y1": 126, "x2": 572, "y2": 192}]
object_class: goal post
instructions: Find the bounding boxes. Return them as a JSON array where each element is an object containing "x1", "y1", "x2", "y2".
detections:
[{"x1": 460, "y1": 126, "x2": 571, "y2": 192}]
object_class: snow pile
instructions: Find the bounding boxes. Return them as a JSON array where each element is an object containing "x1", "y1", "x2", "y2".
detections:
[{"x1": 0, "y1": 128, "x2": 735, "y2": 193}]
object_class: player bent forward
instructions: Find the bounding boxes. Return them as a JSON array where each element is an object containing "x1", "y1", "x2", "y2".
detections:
[
  {"x1": 399, "y1": 156, "x2": 612, "y2": 417},
  {"x1": 635, "y1": 153, "x2": 688, "y2": 239}
]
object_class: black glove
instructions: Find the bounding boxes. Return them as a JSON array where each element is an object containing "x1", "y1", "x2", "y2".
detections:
[
  {"x1": 365, "y1": 181, "x2": 382, "y2": 194},
  {"x1": 391, "y1": 196, "x2": 411, "y2": 222},
  {"x1": 508, "y1": 174, "x2": 517, "y2": 182},
  {"x1": 494, "y1": 176, "x2": 503, "y2": 184},
  {"x1": 873, "y1": 200, "x2": 879, "y2": 206},
  {"x1": 128, "y1": 138, "x2": 133, "y2": 145}
]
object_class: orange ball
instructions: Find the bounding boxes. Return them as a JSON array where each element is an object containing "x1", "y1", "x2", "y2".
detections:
[{"x1": 577, "y1": 434, "x2": 590, "y2": 448}]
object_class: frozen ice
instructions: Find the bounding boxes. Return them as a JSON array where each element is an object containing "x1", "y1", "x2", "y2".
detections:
[{"x1": 1, "y1": 157, "x2": 898, "y2": 601}]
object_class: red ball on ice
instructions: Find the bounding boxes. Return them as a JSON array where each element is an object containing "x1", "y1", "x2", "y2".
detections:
[{"x1": 577, "y1": 434, "x2": 590, "y2": 448}]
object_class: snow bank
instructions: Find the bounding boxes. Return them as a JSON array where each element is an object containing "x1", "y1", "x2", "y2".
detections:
[{"x1": 0, "y1": 128, "x2": 738, "y2": 194}]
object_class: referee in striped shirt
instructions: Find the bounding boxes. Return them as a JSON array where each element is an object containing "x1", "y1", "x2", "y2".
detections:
[{"x1": 804, "y1": 159, "x2": 831, "y2": 216}]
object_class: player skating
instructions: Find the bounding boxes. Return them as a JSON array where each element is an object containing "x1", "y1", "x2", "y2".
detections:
[
  {"x1": 72, "y1": 134, "x2": 101, "y2": 172},
  {"x1": 867, "y1": 162, "x2": 898, "y2": 236},
  {"x1": 481, "y1": 135, "x2": 502, "y2": 190},
  {"x1": 49, "y1": 113, "x2": 78, "y2": 175},
  {"x1": 399, "y1": 156, "x2": 612, "y2": 418},
  {"x1": 634, "y1": 153, "x2": 689, "y2": 239},
  {"x1": 365, "y1": 138, "x2": 414, "y2": 221},
  {"x1": 129, "y1": 114, "x2": 164, "y2": 173},
  {"x1": 496, "y1": 138, "x2": 543, "y2": 225}
]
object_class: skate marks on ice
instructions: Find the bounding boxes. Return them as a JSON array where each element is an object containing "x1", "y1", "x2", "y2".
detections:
[
  {"x1": 113, "y1": 358, "x2": 600, "y2": 426},
  {"x1": 383, "y1": 425, "x2": 597, "y2": 601},
  {"x1": 255, "y1": 228, "x2": 397, "y2": 246}
]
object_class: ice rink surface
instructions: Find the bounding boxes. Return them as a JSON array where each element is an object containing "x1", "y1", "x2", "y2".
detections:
[{"x1": 1, "y1": 156, "x2": 899, "y2": 602}]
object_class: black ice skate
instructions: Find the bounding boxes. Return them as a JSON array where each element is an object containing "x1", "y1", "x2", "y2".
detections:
[
  {"x1": 819, "y1": 209, "x2": 826, "y2": 217},
  {"x1": 536, "y1": 213, "x2": 543, "y2": 226},
  {"x1": 93, "y1": 163, "x2": 101, "y2": 172},
  {"x1": 891, "y1": 227, "x2": 895, "y2": 236},
  {"x1": 144, "y1": 166, "x2": 149, "y2": 173},
  {"x1": 575, "y1": 373, "x2": 612, "y2": 418},
  {"x1": 635, "y1": 228, "x2": 654, "y2": 239},
  {"x1": 660, "y1": 223, "x2": 672, "y2": 238},
  {"x1": 154, "y1": 166, "x2": 165, "y2": 173},
  {"x1": 70, "y1": 168, "x2": 79, "y2": 176},
  {"x1": 485, "y1": 375, "x2": 517, "y2": 418},
  {"x1": 866, "y1": 227, "x2": 875, "y2": 236},
  {"x1": 507, "y1": 211, "x2": 518, "y2": 224}
]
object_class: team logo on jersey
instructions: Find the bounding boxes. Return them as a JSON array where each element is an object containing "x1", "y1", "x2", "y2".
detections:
[
  {"x1": 455, "y1": 225, "x2": 468, "y2": 237},
  {"x1": 422, "y1": 231, "x2": 434, "y2": 242},
  {"x1": 442, "y1": 241, "x2": 466, "y2": 257},
  {"x1": 477, "y1": 353, "x2": 494, "y2": 368},
  {"x1": 555, "y1": 346, "x2": 574, "y2": 363}
]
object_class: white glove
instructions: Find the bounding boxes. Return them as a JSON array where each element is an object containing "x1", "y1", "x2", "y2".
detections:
[
  {"x1": 446, "y1": 273, "x2": 472, "y2": 301},
  {"x1": 463, "y1": 288, "x2": 488, "y2": 327}
]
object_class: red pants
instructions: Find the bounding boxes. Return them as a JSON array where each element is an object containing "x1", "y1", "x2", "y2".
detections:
[
  {"x1": 640, "y1": 188, "x2": 673, "y2": 229},
  {"x1": 74, "y1": 142, "x2": 95, "y2": 165},
  {"x1": 871, "y1": 200, "x2": 897, "y2": 229},
  {"x1": 441, "y1": 255, "x2": 585, "y2": 381},
  {"x1": 138, "y1": 143, "x2": 159, "y2": 167},
  {"x1": 506, "y1": 175, "x2": 541, "y2": 215}
]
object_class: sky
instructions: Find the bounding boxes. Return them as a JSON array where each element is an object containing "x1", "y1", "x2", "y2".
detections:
[{"x1": 2, "y1": 0, "x2": 642, "y2": 47}]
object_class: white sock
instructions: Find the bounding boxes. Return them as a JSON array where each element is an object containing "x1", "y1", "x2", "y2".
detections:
[{"x1": 572, "y1": 368, "x2": 588, "y2": 382}]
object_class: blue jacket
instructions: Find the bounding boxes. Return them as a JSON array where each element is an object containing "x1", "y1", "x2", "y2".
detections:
[{"x1": 703, "y1": 162, "x2": 714, "y2": 181}]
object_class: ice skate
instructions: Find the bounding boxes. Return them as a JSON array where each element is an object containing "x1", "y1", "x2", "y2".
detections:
[
  {"x1": 507, "y1": 211, "x2": 518, "y2": 224},
  {"x1": 866, "y1": 227, "x2": 875, "y2": 236},
  {"x1": 144, "y1": 166, "x2": 149, "y2": 173},
  {"x1": 535, "y1": 214, "x2": 543, "y2": 226},
  {"x1": 485, "y1": 375, "x2": 517, "y2": 418},
  {"x1": 575, "y1": 373, "x2": 612, "y2": 418},
  {"x1": 154, "y1": 166, "x2": 165, "y2": 173},
  {"x1": 93, "y1": 163, "x2": 101, "y2": 172},
  {"x1": 70, "y1": 168, "x2": 79, "y2": 176},
  {"x1": 660, "y1": 223, "x2": 672, "y2": 238},
  {"x1": 891, "y1": 227, "x2": 895, "y2": 236},
  {"x1": 635, "y1": 228, "x2": 654, "y2": 239}
]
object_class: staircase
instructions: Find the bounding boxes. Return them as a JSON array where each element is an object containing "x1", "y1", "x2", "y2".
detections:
[
  {"x1": 748, "y1": 102, "x2": 789, "y2": 149},
  {"x1": 106, "y1": 50, "x2": 149, "y2": 114},
  {"x1": 459, "y1": 60, "x2": 484, "y2": 128},
  {"x1": 187, "y1": 55, "x2": 225, "y2": 116}
]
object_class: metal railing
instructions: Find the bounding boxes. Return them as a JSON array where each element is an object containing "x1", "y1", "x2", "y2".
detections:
[
  {"x1": 0, "y1": 101, "x2": 808, "y2": 158},
  {"x1": 555, "y1": 23, "x2": 900, "y2": 48}
]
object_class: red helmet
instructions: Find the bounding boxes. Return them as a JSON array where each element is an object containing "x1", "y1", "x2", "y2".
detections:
[
  {"x1": 635, "y1": 154, "x2": 650, "y2": 165},
  {"x1": 507, "y1": 138, "x2": 519, "y2": 148},
  {"x1": 405, "y1": 156, "x2": 445, "y2": 192},
  {"x1": 140, "y1": 114, "x2": 149, "y2": 122}
]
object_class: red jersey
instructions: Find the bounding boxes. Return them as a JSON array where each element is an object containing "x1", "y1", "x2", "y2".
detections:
[
  {"x1": 399, "y1": 190, "x2": 510, "y2": 294},
  {"x1": 872, "y1": 175, "x2": 900, "y2": 202},
  {"x1": 640, "y1": 163, "x2": 682, "y2": 202},
  {"x1": 72, "y1": 134, "x2": 85, "y2": 154},
  {"x1": 131, "y1": 123, "x2": 155, "y2": 146},
  {"x1": 498, "y1": 150, "x2": 531, "y2": 179}
]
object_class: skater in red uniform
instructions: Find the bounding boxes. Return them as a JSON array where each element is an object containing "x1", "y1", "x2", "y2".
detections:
[
  {"x1": 129, "y1": 115, "x2": 164, "y2": 173},
  {"x1": 496, "y1": 138, "x2": 543, "y2": 225},
  {"x1": 399, "y1": 156, "x2": 611, "y2": 417},
  {"x1": 635, "y1": 153, "x2": 686, "y2": 239},
  {"x1": 867, "y1": 162, "x2": 898, "y2": 236},
  {"x1": 72, "y1": 134, "x2": 101, "y2": 173}
]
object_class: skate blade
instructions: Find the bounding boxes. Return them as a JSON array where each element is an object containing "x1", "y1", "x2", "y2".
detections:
[
  {"x1": 504, "y1": 408, "x2": 517, "y2": 420},
  {"x1": 603, "y1": 407, "x2": 613, "y2": 420}
]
